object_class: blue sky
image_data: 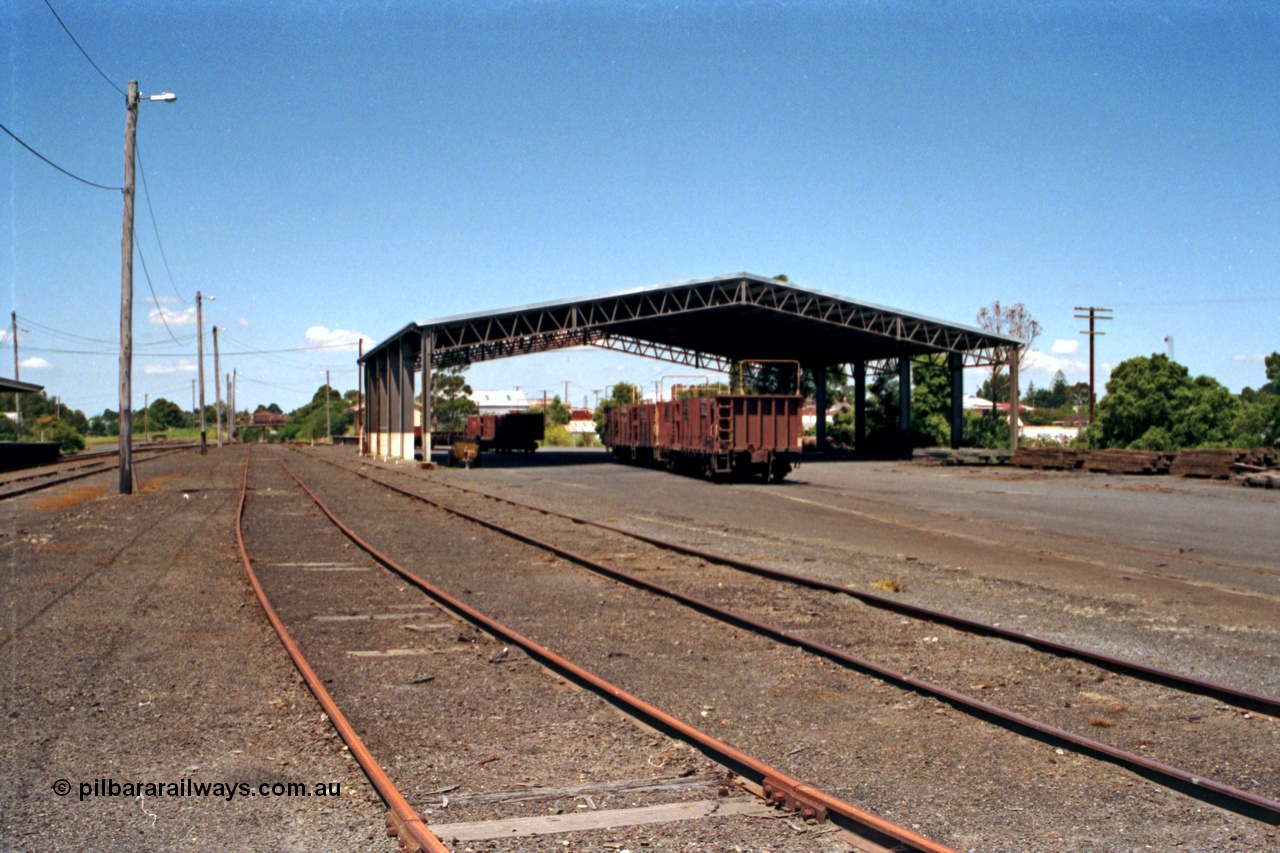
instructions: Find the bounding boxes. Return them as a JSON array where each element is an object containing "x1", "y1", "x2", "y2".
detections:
[{"x1": 3, "y1": 0, "x2": 1277, "y2": 415}]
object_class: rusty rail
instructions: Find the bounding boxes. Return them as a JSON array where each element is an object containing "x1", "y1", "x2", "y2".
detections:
[
  {"x1": 275, "y1": 454, "x2": 957, "y2": 853},
  {"x1": 347, "y1": 454, "x2": 1280, "y2": 719},
  {"x1": 0, "y1": 445, "x2": 190, "y2": 501},
  {"x1": 235, "y1": 458, "x2": 449, "y2": 853},
  {"x1": 301, "y1": 450, "x2": 1280, "y2": 825}
]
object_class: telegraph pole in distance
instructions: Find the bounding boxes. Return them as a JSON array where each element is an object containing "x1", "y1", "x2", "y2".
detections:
[
  {"x1": 229, "y1": 369, "x2": 236, "y2": 443},
  {"x1": 325, "y1": 369, "x2": 332, "y2": 444},
  {"x1": 1074, "y1": 306, "x2": 1113, "y2": 425},
  {"x1": 12, "y1": 311, "x2": 21, "y2": 428},
  {"x1": 213, "y1": 325, "x2": 223, "y2": 447},
  {"x1": 197, "y1": 292, "x2": 207, "y2": 454}
]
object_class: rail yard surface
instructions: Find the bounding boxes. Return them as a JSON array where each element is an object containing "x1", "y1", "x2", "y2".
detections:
[{"x1": 2, "y1": 444, "x2": 1276, "y2": 852}]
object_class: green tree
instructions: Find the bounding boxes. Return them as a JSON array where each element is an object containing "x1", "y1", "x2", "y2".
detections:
[
  {"x1": 976, "y1": 373, "x2": 1009, "y2": 406},
  {"x1": 1264, "y1": 352, "x2": 1280, "y2": 395},
  {"x1": 429, "y1": 365, "x2": 477, "y2": 432},
  {"x1": 1091, "y1": 354, "x2": 1241, "y2": 449},
  {"x1": 1048, "y1": 370, "x2": 1070, "y2": 409},
  {"x1": 593, "y1": 382, "x2": 639, "y2": 434},
  {"x1": 1068, "y1": 381, "x2": 1091, "y2": 408},
  {"x1": 911, "y1": 354, "x2": 952, "y2": 447},
  {"x1": 535, "y1": 395, "x2": 571, "y2": 426},
  {"x1": 147, "y1": 397, "x2": 187, "y2": 431},
  {"x1": 280, "y1": 385, "x2": 351, "y2": 442}
]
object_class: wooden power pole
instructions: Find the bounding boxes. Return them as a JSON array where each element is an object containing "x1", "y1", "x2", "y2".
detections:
[
  {"x1": 213, "y1": 325, "x2": 223, "y2": 447},
  {"x1": 118, "y1": 81, "x2": 139, "y2": 494},
  {"x1": 1074, "y1": 306, "x2": 1113, "y2": 425},
  {"x1": 197, "y1": 291, "x2": 211, "y2": 454}
]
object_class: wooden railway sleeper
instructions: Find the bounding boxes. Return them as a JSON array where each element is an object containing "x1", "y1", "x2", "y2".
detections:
[{"x1": 762, "y1": 776, "x2": 829, "y2": 823}]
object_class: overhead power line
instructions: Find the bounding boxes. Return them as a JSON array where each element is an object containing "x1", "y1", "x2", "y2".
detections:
[
  {"x1": 0, "y1": 121, "x2": 121, "y2": 191},
  {"x1": 42, "y1": 0, "x2": 125, "y2": 96},
  {"x1": 135, "y1": 237, "x2": 183, "y2": 344},
  {"x1": 25, "y1": 342, "x2": 363, "y2": 357},
  {"x1": 136, "y1": 143, "x2": 187, "y2": 304}
]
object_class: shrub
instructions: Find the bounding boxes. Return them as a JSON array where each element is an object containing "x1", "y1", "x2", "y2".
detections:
[{"x1": 541, "y1": 424, "x2": 573, "y2": 447}]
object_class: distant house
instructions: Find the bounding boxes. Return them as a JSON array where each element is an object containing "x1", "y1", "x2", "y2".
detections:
[
  {"x1": 471, "y1": 390, "x2": 529, "y2": 415},
  {"x1": 800, "y1": 403, "x2": 842, "y2": 431},
  {"x1": 251, "y1": 411, "x2": 289, "y2": 427},
  {"x1": 963, "y1": 394, "x2": 1029, "y2": 414},
  {"x1": 565, "y1": 407, "x2": 596, "y2": 434}
]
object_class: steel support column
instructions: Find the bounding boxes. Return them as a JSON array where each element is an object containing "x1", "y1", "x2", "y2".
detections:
[
  {"x1": 389, "y1": 344, "x2": 403, "y2": 458},
  {"x1": 421, "y1": 330, "x2": 434, "y2": 464},
  {"x1": 378, "y1": 350, "x2": 390, "y2": 458},
  {"x1": 1008, "y1": 347, "x2": 1020, "y2": 452},
  {"x1": 950, "y1": 351, "x2": 964, "y2": 450},
  {"x1": 813, "y1": 365, "x2": 827, "y2": 454},
  {"x1": 854, "y1": 361, "x2": 867, "y2": 453},
  {"x1": 399, "y1": 336, "x2": 416, "y2": 461},
  {"x1": 898, "y1": 357, "x2": 912, "y2": 434}
]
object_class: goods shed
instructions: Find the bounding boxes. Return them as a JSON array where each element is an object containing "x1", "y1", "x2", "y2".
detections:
[{"x1": 358, "y1": 273, "x2": 1024, "y2": 461}]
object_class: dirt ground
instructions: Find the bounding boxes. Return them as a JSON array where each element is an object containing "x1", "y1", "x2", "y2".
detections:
[{"x1": 2, "y1": 444, "x2": 1277, "y2": 852}]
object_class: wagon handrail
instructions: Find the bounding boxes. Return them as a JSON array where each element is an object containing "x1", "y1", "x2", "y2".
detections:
[{"x1": 660, "y1": 375, "x2": 713, "y2": 401}]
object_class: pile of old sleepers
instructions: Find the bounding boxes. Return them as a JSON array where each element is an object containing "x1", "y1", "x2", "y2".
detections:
[
  {"x1": 1010, "y1": 445, "x2": 1279, "y2": 484},
  {"x1": 1170, "y1": 448, "x2": 1276, "y2": 479},
  {"x1": 1082, "y1": 449, "x2": 1175, "y2": 475},
  {"x1": 1010, "y1": 447, "x2": 1083, "y2": 470}
]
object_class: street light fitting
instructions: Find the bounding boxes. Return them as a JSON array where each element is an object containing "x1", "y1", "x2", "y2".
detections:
[{"x1": 147, "y1": 92, "x2": 178, "y2": 103}]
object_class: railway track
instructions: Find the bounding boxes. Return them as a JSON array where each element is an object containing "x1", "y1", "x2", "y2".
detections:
[
  {"x1": 0, "y1": 443, "x2": 193, "y2": 500},
  {"x1": 241, "y1": 448, "x2": 953, "y2": 852},
  {"x1": 295, "y1": 447, "x2": 1280, "y2": 828}
]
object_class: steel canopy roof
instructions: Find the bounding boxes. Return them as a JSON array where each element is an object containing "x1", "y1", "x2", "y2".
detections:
[
  {"x1": 361, "y1": 273, "x2": 1021, "y2": 372},
  {"x1": 0, "y1": 377, "x2": 44, "y2": 394}
]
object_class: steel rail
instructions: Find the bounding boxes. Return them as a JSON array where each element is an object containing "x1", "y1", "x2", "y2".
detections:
[
  {"x1": 348, "y1": 455, "x2": 1280, "y2": 719},
  {"x1": 0, "y1": 446, "x2": 191, "y2": 501},
  {"x1": 0, "y1": 443, "x2": 195, "y2": 487},
  {"x1": 304, "y1": 452, "x2": 1280, "y2": 825},
  {"x1": 275, "y1": 454, "x2": 957, "y2": 853},
  {"x1": 235, "y1": 457, "x2": 450, "y2": 853}
]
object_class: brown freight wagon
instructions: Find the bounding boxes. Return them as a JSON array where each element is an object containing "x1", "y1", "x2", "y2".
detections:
[
  {"x1": 605, "y1": 394, "x2": 802, "y2": 482},
  {"x1": 464, "y1": 412, "x2": 544, "y2": 453}
]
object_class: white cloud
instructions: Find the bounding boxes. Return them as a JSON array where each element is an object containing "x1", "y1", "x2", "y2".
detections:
[
  {"x1": 142, "y1": 359, "x2": 197, "y2": 376},
  {"x1": 1233, "y1": 353, "x2": 1265, "y2": 363},
  {"x1": 149, "y1": 306, "x2": 197, "y2": 326},
  {"x1": 18, "y1": 356, "x2": 52, "y2": 370},
  {"x1": 1021, "y1": 349, "x2": 1086, "y2": 378},
  {"x1": 304, "y1": 326, "x2": 374, "y2": 352},
  {"x1": 1050, "y1": 339, "x2": 1079, "y2": 355},
  {"x1": 236, "y1": 317, "x2": 251, "y2": 329}
]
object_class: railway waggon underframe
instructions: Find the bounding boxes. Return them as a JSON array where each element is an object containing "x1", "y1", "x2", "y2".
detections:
[{"x1": 603, "y1": 395, "x2": 803, "y2": 482}]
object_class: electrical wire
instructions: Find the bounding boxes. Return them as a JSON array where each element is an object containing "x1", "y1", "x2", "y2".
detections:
[
  {"x1": 136, "y1": 142, "x2": 187, "y2": 304},
  {"x1": 0, "y1": 121, "x2": 121, "y2": 191},
  {"x1": 134, "y1": 237, "x2": 183, "y2": 345},
  {"x1": 25, "y1": 343, "x2": 361, "y2": 357},
  {"x1": 17, "y1": 315, "x2": 191, "y2": 349},
  {"x1": 41, "y1": 0, "x2": 125, "y2": 97}
]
